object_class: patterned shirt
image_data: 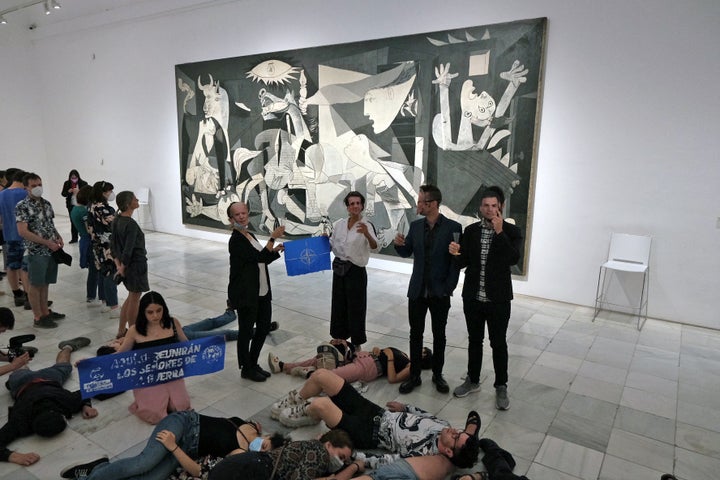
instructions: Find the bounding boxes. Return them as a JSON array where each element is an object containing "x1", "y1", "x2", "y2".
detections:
[
  {"x1": 15, "y1": 196, "x2": 57, "y2": 256},
  {"x1": 475, "y1": 219, "x2": 495, "y2": 302},
  {"x1": 376, "y1": 404, "x2": 450, "y2": 457},
  {"x1": 268, "y1": 439, "x2": 332, "y2": 480}
]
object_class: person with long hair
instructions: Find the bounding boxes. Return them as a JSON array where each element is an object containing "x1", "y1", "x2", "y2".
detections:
[
  {"x1": 87, "y1": 181, "x2": 120, "y2": 322},
  {"x1": 115, "y1": 291, "x2": 191, "y2": 424},
  {"x1": 112, "y1": 191, "x2": 149, "y2": 337},
  {"x1": 329, "y1": 191, "x2": 379, "y2": 351},
  {"x1": 60, "y1": 169, "x2": 88, "y2": 244},
  {"x1": 70, "y1": 185, "x2": 103, "y2": 304},
  {"x1": 60, "y1": 411, "x2": 285, "y2": 480}
]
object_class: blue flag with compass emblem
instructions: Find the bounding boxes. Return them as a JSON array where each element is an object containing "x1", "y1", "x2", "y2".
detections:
[{"x1": 283, "y1": 236, "x2": 331, "y2": 276}]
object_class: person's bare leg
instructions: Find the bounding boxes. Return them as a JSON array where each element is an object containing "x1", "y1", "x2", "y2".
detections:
[
  {"x1": 121, "y1": 291, "x2": 142, "y2": 331},
  {"x1": 7, "y1": 269, "x2": 20, "y2": 290},
  {"x1": 298, "y1": 368, "x2": 345, "y2": 399},
  {"x1": 27, "y1": 284, "x2": 43, "y2": 321},
  {"x1": 38, "y1": 285, "x2": 50, "y2": 318},
  {"x1": 57, "y1": 344, "x2": 73, "y2": 364},
  {"x1": 306, "y1": 397, "x2": 344, "y2": 427}
]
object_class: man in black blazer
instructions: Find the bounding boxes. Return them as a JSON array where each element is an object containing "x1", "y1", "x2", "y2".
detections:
[
  {"x1": 449, "y1": 186, "x2": 522, "y2": 409},
  {"x1": 394, "y1": 185, "x2": 461, "y2": 394}
]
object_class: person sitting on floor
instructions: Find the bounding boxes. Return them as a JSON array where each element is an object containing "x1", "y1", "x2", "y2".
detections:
[{"x1": 0, "y1": 337, "x2": 95, "y2": 466}]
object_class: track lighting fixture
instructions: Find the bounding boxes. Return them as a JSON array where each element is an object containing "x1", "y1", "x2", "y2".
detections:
[{"x1": 0, "y1": 1, "x2": 62, "y2": 25}]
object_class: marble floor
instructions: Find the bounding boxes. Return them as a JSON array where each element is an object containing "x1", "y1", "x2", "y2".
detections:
[{"x1": 1, "y1": 218, "x2": 719, "y2": 480}]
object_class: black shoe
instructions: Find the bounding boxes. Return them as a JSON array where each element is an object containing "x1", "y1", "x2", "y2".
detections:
[
  {"x1": 465, "y1": 410, "x2": 481, "y2": 438},
  {"x1": 255, "y1": 364, "x2": 271, "y2": 377},
  {"x1": 241, "y1": 367, "x2": 267, "y2": 382},
  {"x1": 24, "y1": 300, "x2": 32, "y2": 310},
  {"x1": 399, "y1": 375, "x2": 421, "y2": 394},
  {"x1": 13, "y1": 294, "x2": 26, "y2": 307},
  {"x1": 49, "y1": 310, "x2": 66, "y2": 320},
  {"x1": 270, "y1": 321, "x2": 279, "y2": 332},
  {"x1": 34, "y1": 316, "x2": 58, "y2": 329},
  {"x1": 432, "y1": 374, "x2": 450, "y2": 393},
  {"x1": 69, "y1": 239, "x2": 78, "y2": 244},
  {"x1": 60, "y1": 456, "x2": 109, "y2": 478}
]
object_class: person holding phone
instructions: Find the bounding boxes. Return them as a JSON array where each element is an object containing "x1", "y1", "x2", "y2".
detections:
[{"x1": 448, "y1": 186, "x2": 522, "y2": 409}]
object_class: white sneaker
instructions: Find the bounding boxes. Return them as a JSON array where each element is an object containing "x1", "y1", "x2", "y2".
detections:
[
  {"x1": 279, "y1": 402, "x2": 319, "y2": 428},
  {"x1": 109, "y1": 307, "x2": 121, "y2": 318},
  {"x1": 267, "y1": 352, "x2": 282, "y2": 373},
  {"x1": 100, "y1": 305, "x2": 112, "y2": 313},
  {"x1": 271, "y1": 390, "x2": 302, "y2": 419},
  {"x1": 290, "y1": 366, "x2": 316, "y2": 378}
]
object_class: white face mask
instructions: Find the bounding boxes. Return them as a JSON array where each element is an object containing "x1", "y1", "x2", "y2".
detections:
[
  {"x1": 233, "y1": 222, "x2": 247, "y2": 230},
  {"x1": 31, "y1": 186, "x2": 43, "y2": 198},
  {"x1": 328, "y1": 455, "x2": 345, "y2": 472},
  {"x1": 107, "y1": 192, "x2": 116, "y2": 202}
]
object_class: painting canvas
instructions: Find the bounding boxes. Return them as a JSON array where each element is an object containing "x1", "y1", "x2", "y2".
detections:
[{"x1": 176, "y1": 17, "x2": 546, "y2": 274}]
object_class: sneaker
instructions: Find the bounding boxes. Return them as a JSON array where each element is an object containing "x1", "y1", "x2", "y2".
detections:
[
  {"x1": 109, "y1": 308, "x2": 121, "y2": 319},
  {"x1": 453, "y1": 379, "x2": 481, "y2": 398},
  {"x1": 290, "y1": 366, "x2": 316, "y2": 378},
  {"x1": 49, "y1": 310, "x2": 66, "y2": 320},
  {"x1": 24, "y1": 299, "x2": 32, "y2": 310},
  {"x1": 495, "y1": 385, "x2": 510, "y2": 410},
  {"x1": 271, "y1": 390, "x2": 303, "y2": 419},
  {"x1": 34, "y1": 316, "x2": 58, "y2": 329},
  {"x1": 58, "y1": 337, "x2": 91, "y2": 352},
  {"x1": 267, "y1": 352, "x2": 282, "y2": 373},
  {"x1": 100, "y1": 305, "x2": 113, "y2": 313},
  {"x1": 60, "y1": 456, "x2": 109, "y2": 479},
  {"x1": 13, "y1": 294, "x2": 26, "y2": 307},
  {"x1": 279, "y1": 402, "x2": 319, "y2": 428}
]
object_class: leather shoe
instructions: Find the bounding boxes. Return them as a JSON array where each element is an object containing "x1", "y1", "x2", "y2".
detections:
[
  {"x1": 240, "y1": 367, "x2": 267, "y2": 382},
  {"x1": 432, "y1": 374, "x2": 450, "y2": 393},
  {"x1": 255, "y1": 364, "x2": 271, "y2": 377},
  {"x1": 399, "y1": 375, "x2": 421, "y2": 394}
]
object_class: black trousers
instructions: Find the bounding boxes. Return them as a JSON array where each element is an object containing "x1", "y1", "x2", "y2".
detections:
[
  {"x1": 236, "y1": 294, "x2": 272, "y2": 370},
  {"x1": 330, "y1": 264, "x2": 367, "y2": 345},
  {"x1": 480, "y1": 438, "x2": 529, "y2": 480},
  {"x1": 463, "y1": 299, "x2": 510, "y2": 387},
  {"x1": 408, "y1": 295, "x2": 450, "y2": 377}
]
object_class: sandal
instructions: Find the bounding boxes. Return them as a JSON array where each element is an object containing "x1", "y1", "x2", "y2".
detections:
[{"x1": 465, "y1": 410, "x2": 481, "y2": 438}]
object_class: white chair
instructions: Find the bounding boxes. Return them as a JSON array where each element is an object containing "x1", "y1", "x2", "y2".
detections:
[
  {"x1": 133, "y1": 187, "x2": 154, "y2": 231},
  {"x1": 593, "y1": 233, "x2": 652, "y2": 330}
]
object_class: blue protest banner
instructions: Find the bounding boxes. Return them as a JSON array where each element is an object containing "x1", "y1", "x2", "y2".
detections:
[
  {"x1": 283, "y1": 236, "x2": 331, "y2": 276},
  {"x1": 78, "y1": 336, "x2": 225, "y2": 399}
]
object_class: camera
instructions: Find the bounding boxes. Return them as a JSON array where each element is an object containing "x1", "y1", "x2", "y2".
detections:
[{"x1": 5, "y1": 334, "x2": 37, "y2": 361}]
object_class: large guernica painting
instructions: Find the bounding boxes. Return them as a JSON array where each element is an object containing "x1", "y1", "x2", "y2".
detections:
[{"x1": 176, "y1": 17, "x2": 546, "y2": 274}]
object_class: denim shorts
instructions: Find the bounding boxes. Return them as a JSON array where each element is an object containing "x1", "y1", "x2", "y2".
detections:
[
  {"x1": 368, "y1": 458, "x2": 419, "y2": 480},
  {"x1": 27, "y1": 254, "x2": 58, "y2": 285},
  {"x1": 5, "y1": 240, "x2": 25, "y2": 270}
]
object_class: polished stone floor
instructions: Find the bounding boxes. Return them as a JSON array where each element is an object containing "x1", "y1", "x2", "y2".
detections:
[{"x1": 1, "y1": 218, "x2": 719, "y2": 480}]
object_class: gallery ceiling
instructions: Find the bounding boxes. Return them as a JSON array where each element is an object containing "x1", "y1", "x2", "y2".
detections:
[{"x1": 0, "y1": 0, "x2": 232, "y2": 45}]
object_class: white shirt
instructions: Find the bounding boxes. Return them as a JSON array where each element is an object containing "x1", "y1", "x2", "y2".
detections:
[{"x1": 330, "y1": 216, "x2": 379, "y2": 267}]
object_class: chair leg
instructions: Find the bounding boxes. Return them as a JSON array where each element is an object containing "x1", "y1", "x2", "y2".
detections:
[
  {"x1": 592, "y1": 267, "x2": 605, "y2": 322},
  {"x1": 636, "y1": 269, "x2": 649, "y2": 331}
]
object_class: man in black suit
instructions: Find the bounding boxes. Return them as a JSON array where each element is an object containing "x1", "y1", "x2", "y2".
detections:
[
  {"x1": 394, "y1": 185, "x2": 461, "y2": 394},
  {"x1": 449, "y1": 186, "x2": 522, "y2": 409}
]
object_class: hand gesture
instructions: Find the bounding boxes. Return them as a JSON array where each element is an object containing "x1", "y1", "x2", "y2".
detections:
[
  {"x1": 491, "y1": 210, "x2": 504, "y2": 234},
  {"x1": 9, "y1": 451, "x2": 40, "y2": 466},
  {"x1": 271, "y1": 225, "x2": 285, "y2": 239},
  {"x1": 432, "y1": 63, "x2": 458, "y2": 88},
  {"x1": 499, "y1": 60, "x2": 528, "y2": 88},
  {"x1": 155, "y1": 429, "x2": 178, "y2": 451},
  {"x1": 10, "y1": 352, "x2": 31, "y2": 370}
]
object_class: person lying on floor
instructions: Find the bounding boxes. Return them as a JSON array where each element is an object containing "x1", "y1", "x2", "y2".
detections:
[
  {"x1": 271, "y1": 369, "x2": 480, "y2": 468},
  {"x1": 268, "y1": 338, "x2": 432, "y2": 383},
  {"x1": 60, "y1": 410, "x2": 286, "y2": 480}
]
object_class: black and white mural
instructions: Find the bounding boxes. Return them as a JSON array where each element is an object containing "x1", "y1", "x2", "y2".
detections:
[{"x1": 176, "y1": 17, "x2": 546, "y2": 274}]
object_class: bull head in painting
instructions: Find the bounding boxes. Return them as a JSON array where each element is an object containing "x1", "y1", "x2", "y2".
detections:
[{"x1": 197, "y1": 74, "x2": 229, "y2": 123}]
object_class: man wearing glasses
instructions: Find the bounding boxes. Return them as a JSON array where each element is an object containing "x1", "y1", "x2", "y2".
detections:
[{"x1": 394, "y1": 185, "x2": 461, "y2": 394}]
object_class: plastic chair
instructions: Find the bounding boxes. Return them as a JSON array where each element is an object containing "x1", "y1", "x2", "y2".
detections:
[
  {"x1": 134, "y1": 187, "x2": 154, "y2": 231},
  {"x1": 593, "y1": 233, "x2": 651, "y2": 330}
]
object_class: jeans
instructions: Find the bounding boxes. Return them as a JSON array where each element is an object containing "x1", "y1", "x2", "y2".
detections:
[
  {"x1": 85, "y1": 410, "x2": 200, "y2": 480},
  {"x1": 81, "y1": 238, "x2": 104, "y2": 301},
  {"x1": 101, "y1": 274, "x2": 118, "y2": 307},
  {"x1": 7, "y1": 362, "x2": 72, "y2": 398},
  {"x1": 463, "y1": 299, "x2": 511, "y2": 387},
  {"x1": 408, "y1": 296, "x2": 450, "y2": 377},
  {"x1": 184, "y1": 309, "x2": 238, "y2": 341}
]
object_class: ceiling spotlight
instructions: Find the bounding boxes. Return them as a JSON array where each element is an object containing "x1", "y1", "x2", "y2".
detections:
[
  {"x1": 0, "y1": 15, "x2": 7, "y2": 25},
  {"x1": 44, "y1": 2, "x2": 51, "y2": 15},
  {"x1": 51, "y1": 0, "x2": 61, "y2": 9}
]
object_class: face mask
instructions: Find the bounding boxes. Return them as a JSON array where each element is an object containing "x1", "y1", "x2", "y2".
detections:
[
  {"x1": 107, "y1": 192, "x2": 116, "y2": 202},
  {"x1": 249, "y1": 437, "x2": 264, "y2": 452},
  {"x1": 31, "y1": 186, "x2": 43, "y2": 198},
  {"x1": 328, "y1": 455, "x2": 345, "y2": 472},
  {"x1": 233, "y1": 222, "x2": 247, "y2": 230}
]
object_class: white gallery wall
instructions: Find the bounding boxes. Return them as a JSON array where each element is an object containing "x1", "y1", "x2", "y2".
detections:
[{"x1": 0, "y1": 0, "x2": 718, "y2": 328}]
